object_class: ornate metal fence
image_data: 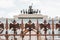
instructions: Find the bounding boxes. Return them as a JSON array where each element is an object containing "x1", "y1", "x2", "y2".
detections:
[{"x1": 0, "y1": 18, "x2": 60, "y2": 40}]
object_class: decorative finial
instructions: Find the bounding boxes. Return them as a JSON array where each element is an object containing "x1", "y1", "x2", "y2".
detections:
[
  {"x1": 13, "y1": 20, "x2": 16, "y2": 23},
  {"x1": 44, "y1": 20, "x2": 47, "y2": 23},
  {"x1": 28, "y1": 20, "x2": 32, "y2": 23}
]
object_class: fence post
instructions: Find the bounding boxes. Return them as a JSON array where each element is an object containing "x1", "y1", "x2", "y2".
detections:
[
  {"x1": 37, "y1": 19, "x2": 40, "y2": 40},
  {"x1": 14, "y1": 29, "x2": 17, "y2": 40},
  {"x1": 52, "y1": 18, "x2": 54, "y2": 40},
  {"x1": 21, "y1": 19, "x2": 24, "y2": 40},
  {"x1": 5, "y1": 18, "x2": 8, "y2": 40},
  {"x1": 29, "y1": 30, "x2": 31, "y2": 40}
]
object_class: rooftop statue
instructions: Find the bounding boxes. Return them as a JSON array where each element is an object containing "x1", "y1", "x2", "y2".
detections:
[
  {"x1": 21, "y1": 5, "x2": 41, "y2": 14},
  {"x1": 28, "y1": 6, "x2": 33, "y2": 14}
]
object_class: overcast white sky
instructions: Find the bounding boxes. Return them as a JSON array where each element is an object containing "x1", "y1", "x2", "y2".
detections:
[{"x1": 0, "y1": 0, "x2": 60, "y2": 18}]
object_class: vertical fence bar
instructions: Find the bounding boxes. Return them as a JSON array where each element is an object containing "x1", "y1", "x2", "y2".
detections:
[
  {"x1": 52, "y1": 18, "x2": 54, "y2": 40},
  {"x1": 44, "y1": 20, "x2": 47, "y2": 40},
  {"x1": 5, "y1": 18, "x2": 8, "y2": 40},
  {"x1": 37, "y1": 19, "x2": 40, "y2": 40},
  {"x1": 37, "y1": 19, "x2": 38, "y2": 40},
  {"x1": 29, "y1": 19, "x2": 31, "y2": 40},
  {"x1": 21, "y1": 19, "x2": 24, "y2": 40},
  {"x1": 13, "y1": 19, "x2": 17, "y2": 40},
  {"x1": 14, "y1": 29, "x2": 16, "y2": 40},
  {"x1": 29, "y1": 31, "x2": 31, "y2": 40},
  {"x1": 45, "y1": 29, "x2": 47, "y2": 40}
]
